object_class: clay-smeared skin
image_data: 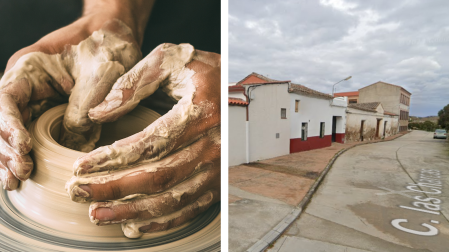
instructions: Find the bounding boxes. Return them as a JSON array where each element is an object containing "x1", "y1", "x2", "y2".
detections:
[
  {"x1": 67, "y1": 44, "x2": 221, "y2": 238},
  {"x1": 59, "y1": 21, "x2": 141, "y2": 152},
  {"x1": 0, "y1": 20, "x2": 140, "y2": 190}
]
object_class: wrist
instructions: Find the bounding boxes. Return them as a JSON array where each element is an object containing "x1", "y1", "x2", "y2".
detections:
[{"x1": 82, "y1": 0, "x2": 154, "y2": 47}]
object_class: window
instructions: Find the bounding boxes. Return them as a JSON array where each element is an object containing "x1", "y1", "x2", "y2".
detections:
[
  {"x1": 295, "y1": 100, "x2": 300, "y2": 112},
  {"x1": 320, "y1": 122, "x2": 325, "y2": 138},
  {"x1": 400, "y1": 94, "x2": 409, "y2": 106},
  {"x1": 276, "y1": 133, "x2": 280, "y2": 139},
  {"x1": 400, "y1": 110, "x2": 409, "y2": 120},
  {"x1": 301, "y1": 123, "x2": 308, "y2": 141},
  {"x1": 281, "y1": 108, "x2": 287, "y2": 119},
  {"x1": 349, "y1": 99, "x2": 357, "y2": 104}
]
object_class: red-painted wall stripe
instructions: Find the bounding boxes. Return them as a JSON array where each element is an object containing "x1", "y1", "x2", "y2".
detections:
[
  {"x1": 290, "y1": 135, "x2": 332, "y2": 153},
  {"x1": 335, "y1": 133, "x2": 345, "y2": 144}
]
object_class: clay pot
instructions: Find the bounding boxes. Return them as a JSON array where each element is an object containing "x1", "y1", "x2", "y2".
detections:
[
  {"x1": 9, "y1": 104, "x2": 160, "y2": 239},
  {"x1": 2, "y1": 104, "x2": 220, "y2": 251}
]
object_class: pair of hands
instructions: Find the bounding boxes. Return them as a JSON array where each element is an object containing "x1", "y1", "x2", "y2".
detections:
[{"x1": 0, "y1": 19, "x2": 220, "y2": 237}]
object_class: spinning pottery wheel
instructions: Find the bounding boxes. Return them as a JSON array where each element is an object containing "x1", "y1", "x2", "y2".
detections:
[{"x1": 0, "y1": 104, "x2": 220, "y2": 251}]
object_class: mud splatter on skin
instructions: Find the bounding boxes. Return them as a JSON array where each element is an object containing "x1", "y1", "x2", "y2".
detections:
[
  {"x1": 0, "y1": 20, "x2": 141, "y2": 154},
  {"x1": 122, "y1": 190, "x2": 219, "y2": 238},
  {"x1": 73, "y1": 44, "x2": 220, "y2": 176},
  {"x1": 66, "y1": 134, "x2": 215, "y2": 203},
  {"x1": 64, "y1": 42, "x2": 221, "y2": 238}
]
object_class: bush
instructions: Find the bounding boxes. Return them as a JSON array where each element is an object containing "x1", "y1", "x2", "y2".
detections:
[{"x1": 408, "y1": 121, "x2": 438, "y2": 132}]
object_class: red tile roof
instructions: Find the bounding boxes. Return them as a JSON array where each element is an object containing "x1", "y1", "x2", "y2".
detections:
[
  {"x1": 360, "y1": 81, "x2": 411, "y2": 95},
  {"x1": 289, "y1": 83, "x2": 333, "y2": 99},
  {"x1": 241, "y1": 80, "x2": 291, "y2": 85},
  {"x1": 237, "y1": 72, "x2": 280, "y2": 85},
  {"x1": 229, "y1": 97, "x2": 248, "y2": 106},
  {"x1": 229, "y1": 85, "x2": 245, "y2": 92},
  {"x1": 334, "y1": 91, "x2": 359, "y2": 97},
  {"x1": 236, "y1": 73, "x2": 333, "y2": 99}
]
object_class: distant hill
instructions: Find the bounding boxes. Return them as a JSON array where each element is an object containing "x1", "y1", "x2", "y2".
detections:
[{"x1": 410, "y1": 116, "x2": 439, "y2": 123}]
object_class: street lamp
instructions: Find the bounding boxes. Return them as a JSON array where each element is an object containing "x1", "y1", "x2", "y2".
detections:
[{"x1": 332, "y1": 76, "x2": 352, "y2": 96}]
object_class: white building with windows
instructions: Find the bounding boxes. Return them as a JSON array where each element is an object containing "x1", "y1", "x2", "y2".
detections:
[{"x1": 229, "y1": 73, "x2": 347, "y2": 165}]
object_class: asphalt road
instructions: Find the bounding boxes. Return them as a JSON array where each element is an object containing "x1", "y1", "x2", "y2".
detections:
[{"x1": 269, "y1": 131, "x2": 449, "y2": 252}]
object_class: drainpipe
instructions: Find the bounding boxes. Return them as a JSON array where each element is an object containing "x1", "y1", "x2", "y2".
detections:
[{"x1": 243, "y1": 87, "x2": 250, "y2": 163}]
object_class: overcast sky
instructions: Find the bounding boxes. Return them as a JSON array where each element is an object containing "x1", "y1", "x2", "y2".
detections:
[{"x1": 229, "y1": 0, "x2": 449, "y2": 116}]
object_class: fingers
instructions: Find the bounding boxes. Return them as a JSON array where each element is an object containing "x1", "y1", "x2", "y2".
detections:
[
  {"x1": 85, "y1": 45, "x2": 219, "y2": 171},
  {"x1": 66, "y1": 132, "x2": 220, "y2": 202},
  {"x1": 88, "y1": 167, "x2": 219, "y2": 225},
  {"x1": 73, "y1": 124, "x2": 220, "y2": 174},
  {"x1": 88, "y1": 43, "x2": 175, "y2": 123},
  {"x1": 76, "y1": 96, "x2": 220, "y2": 175},
  {"x1": 0, "y1": 50, "x2": 76, "y2": 155},
  {"x1": 0, "y1": 93, "x2": 32, "y2": 156},
  {"x1": 59, "y1": 59, "x2": 126, "y2": 152},
  {"x1": 57, "y1": 21, "x2": 143, "y2": 152},
  {"x1": 0, "y1": 163, "x2": 19, "y2": 191},
  {"x1": 121, "y1": 190, "x2": 220, "y2": 238},
  {"x1": 0, "y1": 132, "x2": 33, "y2": 181}
]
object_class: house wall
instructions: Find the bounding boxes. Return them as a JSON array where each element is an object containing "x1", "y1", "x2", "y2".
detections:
[
  {"x1": 359, "y1": 82, "x2": 410, "y2": 132},
  {"x1": 289, "y1": 94, "x2": 347, "y2": 152},
  {"x1": 347, "y1": 95, "x2": 359, "y2": 104},
  {"x1": 399, "y1": 90, "x2": 410, "y2": 131},
  {"x1": 359, "y1": 83, "x2": 401, "y2": 114},
  {"x1": 346, "y1": 108, "x2": 398, "y2": 142},
  {"x1": 229, "y1": 105, "x2": 247, "y2": 166},
  {"x1": 385, "y1": 116, "x2": 399, "y2": 137},
  {"x1": 246, "y1": 84, "x2": 290, "y2": 162},
  {"x1": 229, "y1": 91, "x2": 246, "y2": 100}
]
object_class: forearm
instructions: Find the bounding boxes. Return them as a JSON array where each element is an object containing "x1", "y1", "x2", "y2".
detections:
[
  {"x1": 6, "y1": 0, "x2": 154, "y2": 71},
  {"x1": 82, "y1": 0, "x2": 155, "y2": 46}
]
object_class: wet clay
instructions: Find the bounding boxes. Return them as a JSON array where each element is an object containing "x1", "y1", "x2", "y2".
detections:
[
  {"x1": 0, "y1": 19, "x2": 141, "y2": 152},
  {"x1": 79, "y1": 43, "x2": 216, "y2": 175},
  {"x1": 0, "y1": 104, "x2": 220, "y2": 250},
  {"x1": 9, "y1": 104, "x2": 159, "y2": 238}
]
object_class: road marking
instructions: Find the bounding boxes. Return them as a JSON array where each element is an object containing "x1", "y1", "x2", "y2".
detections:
[
  {"x1": 376, "y1": 186, "x2": 415, "y2": 198},
  {"x1": 390, "y1": 168, "x2": 443, "y2": 236}
]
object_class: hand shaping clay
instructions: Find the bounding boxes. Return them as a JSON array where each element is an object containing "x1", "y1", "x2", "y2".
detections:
[
  {"x1": 0, "y1": 104, "x2": 220, "y2": 251},
  {"x1": 10, "y1": 104, "x2": 159, "y2": 238}
]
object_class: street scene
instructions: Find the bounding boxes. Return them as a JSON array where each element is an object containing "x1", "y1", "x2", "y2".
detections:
[
  {"x1": 269, "y1": 131, "x2": 449, "y2": 252},
  {"x1": 229, "y1": 1, "x2": 449, "y2": 251}
]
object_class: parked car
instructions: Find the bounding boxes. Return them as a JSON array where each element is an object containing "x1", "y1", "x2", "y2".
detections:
[{"x1": 434, "y1": 129, "x2": 447, "y2": 139}]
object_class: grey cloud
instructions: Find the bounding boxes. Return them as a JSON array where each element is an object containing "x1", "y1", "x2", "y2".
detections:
[{"x1": 229, "y1": 0, "x2": 449, "y2": 116}]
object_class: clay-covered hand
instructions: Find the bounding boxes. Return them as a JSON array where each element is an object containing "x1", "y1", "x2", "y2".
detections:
[
  {"x1": 0, "y1": 19, "x2": 141, "y2": 191},
  {"x1": 66, "y1": 43, "x2": 221, "y2": 238}
]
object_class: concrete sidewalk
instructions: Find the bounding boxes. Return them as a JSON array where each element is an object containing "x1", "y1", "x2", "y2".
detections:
[{"x1": 229, "y1": 132, "x2": 409, "y2": 252}]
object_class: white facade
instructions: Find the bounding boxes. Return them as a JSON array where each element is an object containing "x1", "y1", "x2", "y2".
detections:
[
  {"x1": 228, "y1": 105, "x2": 247, "y2": 166},
  {"x1": 289, "y1": 94, "x2": 346, "y2": 140},
  {"x1": 228, "y1": 81, "x2": 348, "y2": 165},
  {"x1": 246, "y1": 84, "x2": 290, "y2": 161}
]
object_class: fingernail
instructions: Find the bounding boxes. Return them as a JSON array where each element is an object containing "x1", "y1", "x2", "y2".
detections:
[
  {"x1": 5, "y1": 177, "x2": 18, "y2": 191},
  {"x1": 95, "y1": 208, "x2": 116, "y2": 221},
  {"x1": 75, "y1": 185, "x2": 92, "y2": 198},
  {"x1": 8, "y1": 161, "x2": 31, "y2": 181},
  {"x1": 12, "y1": 131, "x2": 32, "y2": 155}
]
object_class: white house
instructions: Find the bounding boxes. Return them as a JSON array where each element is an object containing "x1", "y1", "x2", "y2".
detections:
[
  {"x1": 228, "y1": 73, "x2": 347, "y2": 165},
  {"x1": 228, "y1": 97, "x2": 248, "y2": 166},
  {"x1": 346, "y1": 102, "x2": 399, "y2": 141}
]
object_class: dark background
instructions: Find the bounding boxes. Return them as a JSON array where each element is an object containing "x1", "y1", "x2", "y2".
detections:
[{"x1": 0, "y1": 0, "x2": 221, "y2": 71}]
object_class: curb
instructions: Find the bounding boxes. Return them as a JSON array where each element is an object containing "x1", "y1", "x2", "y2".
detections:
[{"x1": 245, "y1": 132, "x2": 409, "y2": 252}]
